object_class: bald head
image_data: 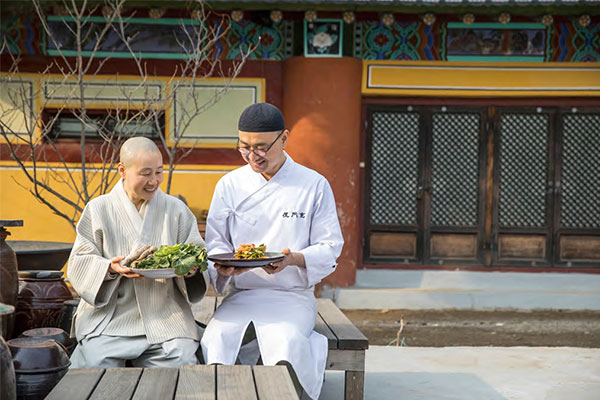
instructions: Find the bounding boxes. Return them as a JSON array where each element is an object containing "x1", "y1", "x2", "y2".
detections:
[
  {"x1": 120, "y1": 137, "x2": 161, "y2": 167},
  {"x1": 118, "y1": 137, "x2": 164, "y2": 207}
]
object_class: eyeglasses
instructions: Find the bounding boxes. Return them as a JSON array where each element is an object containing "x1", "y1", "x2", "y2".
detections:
[{"x1": 237, "y1": 130, "x2": 284, "y2": 158}]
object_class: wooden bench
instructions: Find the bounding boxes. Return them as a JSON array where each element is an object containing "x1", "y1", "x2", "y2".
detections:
[
  {"x1": 193, "y1": 296, "x2": 369, "y2": 400},
  {"x1": 45, "y1": 365, "x2": 298, "y2": 400}
]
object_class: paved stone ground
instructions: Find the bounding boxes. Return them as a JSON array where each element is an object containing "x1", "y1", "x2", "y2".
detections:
[{"x1": 320, "y1": 346, "x2": 600, "y2": 400}]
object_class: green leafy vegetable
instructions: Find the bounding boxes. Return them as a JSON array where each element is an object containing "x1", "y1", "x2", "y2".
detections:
[{"x1": 135, "y1": 243, "x2": 207, "y2": 276}]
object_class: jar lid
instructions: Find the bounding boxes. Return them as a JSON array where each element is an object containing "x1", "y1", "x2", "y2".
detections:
[
  {"x1": 18, "y1": 271, "x2": 64, "y2": 279},
  {"x1": 0, "y1": 302, "x2": 15, "y2": 316}
]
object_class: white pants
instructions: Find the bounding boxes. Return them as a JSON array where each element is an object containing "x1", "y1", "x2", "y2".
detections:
[
  {"x1": 201, "y1": 288, "x2": 328, "y2": 400},
  {"x1": 70, "y1": 334, "x2": 199, "y2": 368}
]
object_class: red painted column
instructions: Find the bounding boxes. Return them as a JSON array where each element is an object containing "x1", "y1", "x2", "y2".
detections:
[{"x1": 282, "y1": 57, "x2": 362, "y2": 287}]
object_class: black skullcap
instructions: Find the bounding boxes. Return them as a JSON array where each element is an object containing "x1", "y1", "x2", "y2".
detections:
[{"x1": 238, "y1": 103, "x2": 285, "y2": 132}]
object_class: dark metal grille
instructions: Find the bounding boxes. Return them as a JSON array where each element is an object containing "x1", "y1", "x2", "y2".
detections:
[
  {"x1": 431, "y1": 113, "x2": 480, "y2": 227},
  {"x1": 498, "y1": 113, "x2": 549, "y2": 228},
  {"x1": 369, "y1": 111, "x2": 420, "y2": 225},
  {"x1": 560, "y1": 113, "x2": 600, "y2": 228}
]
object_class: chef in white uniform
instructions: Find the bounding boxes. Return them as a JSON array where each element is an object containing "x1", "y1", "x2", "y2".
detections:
[{"x1": 201, "y1": 103, "x2": 344, "y2": 399}]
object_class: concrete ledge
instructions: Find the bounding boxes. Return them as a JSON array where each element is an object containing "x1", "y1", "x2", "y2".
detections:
[{"x1": 322, "y1": 269, "x2": 600, "y2": 310}]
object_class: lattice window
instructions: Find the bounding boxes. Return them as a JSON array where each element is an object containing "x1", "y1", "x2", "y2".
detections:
[
  {"x1": 561, "y1": 113, "x2": 600, "y2": 229},
  {"x1": 369, "y1": 111, "x2": 420, "y2": 225},
  {"x1": 431, "y1": 112, "x2": 480, "y2": 227},
  {"x1": 499, "y1": 113, "x2": 549, "y2": 228}
]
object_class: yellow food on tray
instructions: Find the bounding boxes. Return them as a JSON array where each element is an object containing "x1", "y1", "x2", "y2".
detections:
[{"x1": 235, "y1": 243, "x2": 267, "y2": 260}]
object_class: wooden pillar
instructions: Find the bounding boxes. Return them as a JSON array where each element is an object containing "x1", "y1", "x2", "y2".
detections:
[{"x1": 282, "y1": 57, "x2": 362, "y2": 287}]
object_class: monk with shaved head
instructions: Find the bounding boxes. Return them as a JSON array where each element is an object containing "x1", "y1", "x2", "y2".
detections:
[{"x1": 68, "y1": 136, "x2": 209, "y2": 368}]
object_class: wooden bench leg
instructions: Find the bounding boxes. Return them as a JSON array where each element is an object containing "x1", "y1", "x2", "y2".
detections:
[{"x1": 344, "y1": 370, "x2": 364, "y2": 400}]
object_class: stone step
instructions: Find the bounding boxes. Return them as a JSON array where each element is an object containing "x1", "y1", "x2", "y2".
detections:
[{"x1": 321, "y1": 270, "x2": 600, "y2": 311}]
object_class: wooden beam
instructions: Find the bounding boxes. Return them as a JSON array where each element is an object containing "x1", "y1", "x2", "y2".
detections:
[
  {"x1": 175, "y1": 365, "x2": 216, "y2": 400},
  {"x1": 344, "y1": 371, "x2": 365, "y2": 400},
  {"x1": 315, "y1": 313, "x2": 338, "y2": 350},
  {"x1": 317, "y1": 299, "x2": 369, "y2": 350},
  {"x1": 89, "y1": 368, "x2": 142, "y2": 400},
  {"x1": 326, "y1": 350, "x2": 365, "y2": 372},
  {"x1": 132, "y1": 368, "x2": 178, "y2": 400},
  {"x1": 217, "y1": 365, "x2": 257, "y2": 400},
  {"x1": 45, "y1": 369, "x2": 105, "y2": 400},
  {"x1": 253, "y1": 365, "x2": 299, "y2": 400}
]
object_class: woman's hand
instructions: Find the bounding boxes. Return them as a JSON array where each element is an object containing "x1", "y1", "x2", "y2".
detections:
[{"x1": 108, "y1": 256, "x2": 143, "y2": 279}]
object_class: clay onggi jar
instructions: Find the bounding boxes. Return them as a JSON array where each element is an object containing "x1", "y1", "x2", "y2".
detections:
[
  {"x1": 8, "y1": 337, "x2": 70, "y2": 400},
  {"x1": 14, "y1": 272, "x2": 73, "y2": 337}
]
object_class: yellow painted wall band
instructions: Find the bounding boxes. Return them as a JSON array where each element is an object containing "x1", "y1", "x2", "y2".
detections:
[{"x1": 362, "y1": 61, "x2": 600, "y2": 97}]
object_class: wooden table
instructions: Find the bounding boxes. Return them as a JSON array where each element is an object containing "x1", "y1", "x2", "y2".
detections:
[{"x1": 44, "y1": 365, "x2": 299, "y2": 400}]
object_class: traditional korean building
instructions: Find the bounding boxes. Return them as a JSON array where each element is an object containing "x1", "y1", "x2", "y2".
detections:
[{"x1": 1, "y1": 0, "x2": 599, "y2": 287}]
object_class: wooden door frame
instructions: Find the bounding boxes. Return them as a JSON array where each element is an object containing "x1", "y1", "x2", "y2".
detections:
[
  {"x1": 364, "y1": 104, "x2": 490, "y2": 267},
  {"x1": 360, "y1": 97, "x2": 600, "y2": 273},
  {"x1": 552, "y1": 107, "x2": 600, "y2": 268},
  {"x1": 363, "y1": 104, "x2": 425, "y2": 264},
  {"x1": 423, "y1": 105, "x2": 489, "y2": 266},
  {"x1": 490, "y1": 106, "x2": 557, "y2": 268},
  {"x1": 417, "y1": 108, "x2": 429, "y2": 264}
]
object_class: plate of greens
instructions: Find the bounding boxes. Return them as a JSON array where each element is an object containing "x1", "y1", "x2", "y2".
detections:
[{"x1": 127, "y1": 243, "x2": 207, "y2": 279}]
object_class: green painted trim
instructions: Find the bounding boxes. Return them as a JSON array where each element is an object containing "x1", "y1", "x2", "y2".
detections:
[
  {"x1": 447, "y1": 22, "x2": 545, "y2": 30},
  {"x1": 304, "y1": 19, "x2": 343, "y2": 58},
  {"x1": 441, "y1": 23, "x2": 447, "y2": 61},
  {"x1": 447, "y1": 55, "x2": 545, "y2": 62},
  {"x1": 47, "y1": 49, "x2": 192, "y2": 60},
  {"x1": 40, "y1": 20, "x2": 47, "y2": 55},
  {"x1": 545, "y1": 24, "x2": 553, "y2": 61},
  {"x1": 352, "y1": 23, "x2": 358, "y2": 58},
  {"x1": 47, "y1": 15, "x2": 199, "y2": 25}
]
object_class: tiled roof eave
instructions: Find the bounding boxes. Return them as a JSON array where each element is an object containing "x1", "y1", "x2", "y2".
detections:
[{"x1": 204, "y1": 0, "x2": 600, "y2": 11}]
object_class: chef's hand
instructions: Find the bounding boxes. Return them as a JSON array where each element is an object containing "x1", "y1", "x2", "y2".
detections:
[
  {"x1": 215, "y1": 263, "x2": 252, "y2": 277},
  {"x1": 108, "y1": 256, "x2": 143, "y2": 279},
  {"x1": 263, "y1": 249, "x2": 305, "y2": 275}
]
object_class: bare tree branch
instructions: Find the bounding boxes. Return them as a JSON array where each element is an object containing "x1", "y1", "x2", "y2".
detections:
[{"x1": 2, "y1": 0, "x2": 257, "y2": 230}]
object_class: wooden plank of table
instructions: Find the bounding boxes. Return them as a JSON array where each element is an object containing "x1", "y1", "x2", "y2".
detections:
[
  {"x1": 131, "y1": 368, "x2": 178, "y2": 400},
  {"x1": 192, "y1": 296, "x2": 217, "y2": 327},
  {"x1": 45, "y1": 369, "x2": 105, "y2": 400},
  {"x1": 315, "y1": 313, "x2": 337, "y2": 350},
  {"x1": 253, "y1": 366, "x2": 299, "y2": 400},
  {"x1": 89, "y1": 368, "x2": 142, "y2": 400},
  {"x1": 175, "y1": 365, "x2": 215, "y2": 400},
  {"x1": 217, "y1": 365, "x2": 257, "y2": 400},
  {"x1": 317, "y1": 299, "x2": 369, "y2": 350},
  {"x1": 326, "y1": 350, "x2": 365, "y2": 372}
]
